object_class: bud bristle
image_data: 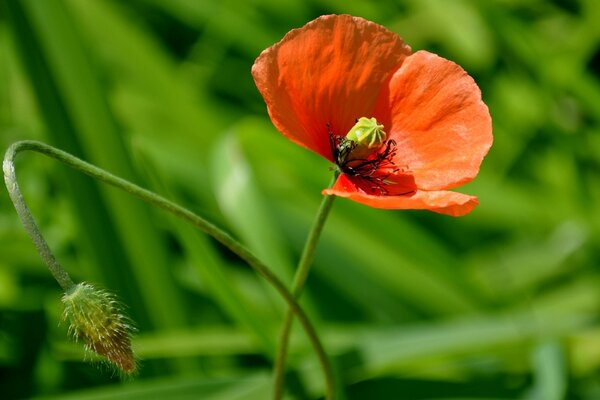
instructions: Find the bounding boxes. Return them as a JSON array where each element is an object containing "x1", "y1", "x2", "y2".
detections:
[{"x1": 62, "y1": 283, "x2": 137, "y2": 374}]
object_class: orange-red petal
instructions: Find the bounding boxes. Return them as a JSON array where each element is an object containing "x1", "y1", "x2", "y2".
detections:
[
  {"x1": 373, "y1": 51, "x2": 492, "y2": 190},
  {"x1": 324, "y1": 174, "x2": 479, "y2": 216},
  {"x1": 252, "y1": 14, "x2": 411, "y2": 161}
]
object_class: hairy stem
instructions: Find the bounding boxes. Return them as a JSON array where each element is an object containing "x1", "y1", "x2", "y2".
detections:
[
  {"x1": 273, "y1": 174, "x2": 337, "y2": 400},
  {"x1": 3, "y1": 140, "x2": 334, "y2": 400},
  {"x1": 3, "y1": 146, "x2": 74, "y2": 291}
]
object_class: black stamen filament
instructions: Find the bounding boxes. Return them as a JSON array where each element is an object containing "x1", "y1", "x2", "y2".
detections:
[{"x1": 328, "y1": 125, "x2": 402, "y2": 195}]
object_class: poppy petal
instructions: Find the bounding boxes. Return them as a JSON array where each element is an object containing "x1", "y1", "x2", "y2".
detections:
[
  {"x1": 374, "y1": 51, "x2": 492, "y2": 190},
  {"x1": 252, "y1": 14, "x2": 411, "y2": 161},
  {"x1": 324, "y1": 174, "x2": 478, "y2": 216}
]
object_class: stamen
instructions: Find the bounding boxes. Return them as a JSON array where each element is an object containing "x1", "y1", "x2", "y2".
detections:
[{"x1": 328, "y1": 122, "x2": 405, "y2": 195}]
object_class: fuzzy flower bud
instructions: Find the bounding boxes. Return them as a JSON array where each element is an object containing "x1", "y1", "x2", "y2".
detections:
[
  {"x1": 344, "y1": 117, "x2": 387, "y2": 160},
  {"x1": 62, "y1": 283, "x2": 136, "y2": 374}
]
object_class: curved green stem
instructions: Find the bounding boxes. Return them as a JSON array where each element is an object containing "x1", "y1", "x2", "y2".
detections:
[
  {"x1": 273, "y1": 174, "x2": 337, "y2": 400},
  {"x1": 3, "y1": 146, "x2": 75, "y2": 291},
  {"x1": 3, "y1": 140, "x2": 334, "y2": 400}
]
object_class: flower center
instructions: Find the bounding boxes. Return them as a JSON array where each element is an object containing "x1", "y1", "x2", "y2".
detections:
[
  {"x1": 329, "y1": 117, "x2": 400, "y2": 194},
  {"x1": 344, "y1": 117, "x2": 387, "y2": 159}
]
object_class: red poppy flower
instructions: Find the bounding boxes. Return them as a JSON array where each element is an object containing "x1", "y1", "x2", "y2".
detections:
[{"x1": 252, "y1": 15, "x2": 492, "y2": 216}]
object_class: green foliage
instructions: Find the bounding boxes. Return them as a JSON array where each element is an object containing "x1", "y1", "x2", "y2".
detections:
[{"x1": 1, "y1": 0, "x2": 599, "y2": 399}]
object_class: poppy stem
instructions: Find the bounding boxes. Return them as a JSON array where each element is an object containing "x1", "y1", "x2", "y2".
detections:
[
  {"x1": 3, "y1": 144, "x2": 75, "y2": 292},
  {"x1": 3, "y1": 140, "x2": 334, "y2": 398},
  {"x1": 272, "y1": 173, "x2": 338, "y2": 400}
]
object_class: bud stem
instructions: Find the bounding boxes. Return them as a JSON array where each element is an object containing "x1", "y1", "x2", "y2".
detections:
[
  {"x1": 3, "y1": 148, "x2": 74, "y2": 291},
  {"x1": 3, "y1": 140, "x2": 334, "y2": 400}
]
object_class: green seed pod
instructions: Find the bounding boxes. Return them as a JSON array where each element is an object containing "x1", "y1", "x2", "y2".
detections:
[
  {"x1": 344, "y1": 117, "x2": 387, "y2": 160},
  {"x1": 62, "y1": 283, "x2": 136, "y2": 374}
]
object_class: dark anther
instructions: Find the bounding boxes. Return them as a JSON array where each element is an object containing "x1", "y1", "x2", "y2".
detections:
[{"x1": 327, "y1": 124, "x2": 403, "y2": 195}]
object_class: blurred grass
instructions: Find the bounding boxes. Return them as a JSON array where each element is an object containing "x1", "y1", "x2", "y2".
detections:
[{"x1": 1, "y1": 0, "x2": 599, "y2": 399}]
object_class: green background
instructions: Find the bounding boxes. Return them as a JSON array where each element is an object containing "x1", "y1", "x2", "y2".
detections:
[{"x1": 1, "y1": 0, "x2": 599, "y2": 399}]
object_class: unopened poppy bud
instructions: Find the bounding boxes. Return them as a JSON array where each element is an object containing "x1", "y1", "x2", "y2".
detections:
[
  {"x1": 62, "y1": 283, "x2": 136, "y2": 374},
  {"x1": 344, "y1": 117, "x2": 387, "y2": 160}
]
